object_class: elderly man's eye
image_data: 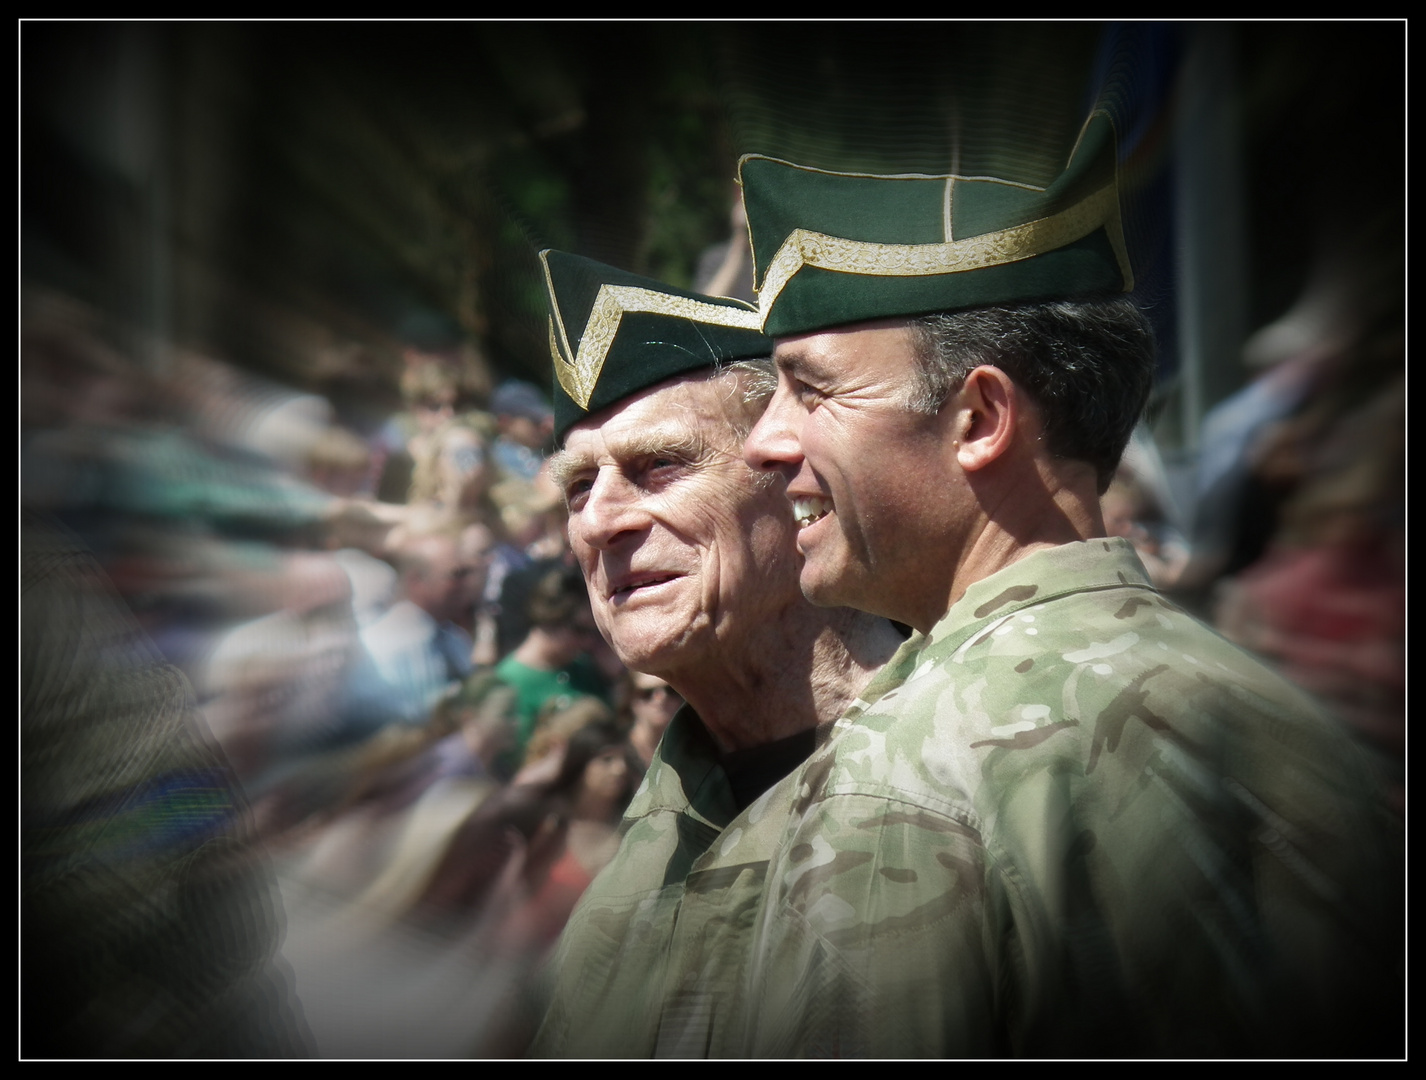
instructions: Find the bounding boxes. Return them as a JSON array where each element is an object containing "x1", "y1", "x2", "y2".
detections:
[
  {"x1": 565, "y1": 477, "x2": 594, "y2": 507},
  {"x1": 639, "y1": 451, "x2": 691, "y2": 476},
  {"x1": 630, "y1": 456, "x2": 687, "y2": 491}
]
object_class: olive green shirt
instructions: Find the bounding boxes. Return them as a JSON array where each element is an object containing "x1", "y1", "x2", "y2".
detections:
[{"x1": 532, "y1": 539, "x2": 1399, "y2": 1057}]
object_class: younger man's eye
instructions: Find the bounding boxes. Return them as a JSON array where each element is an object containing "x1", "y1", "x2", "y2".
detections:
[{"x1": 794, "y1": 379, "x2": 823, "y2": 403}]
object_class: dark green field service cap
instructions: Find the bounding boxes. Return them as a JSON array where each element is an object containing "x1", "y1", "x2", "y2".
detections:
[
  {"x1": 540, "y1": 250, "x2": 771, "y2": 442},
  {"x1": 739, "y1": 112, "x2": 1134, "y2": 338}
]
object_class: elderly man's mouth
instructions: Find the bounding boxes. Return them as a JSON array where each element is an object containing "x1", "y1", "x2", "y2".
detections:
[
  {"x1": 610, "y1": 574, "x2": 680, "y2": 599},
  {"x1": 791, "y1": 496, "x2": 832, "y2": 529}
]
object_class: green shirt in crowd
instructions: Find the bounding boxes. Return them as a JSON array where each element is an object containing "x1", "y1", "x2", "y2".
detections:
[{"x1": 494, "y1": 653, "x2": 608, "y2": 755}]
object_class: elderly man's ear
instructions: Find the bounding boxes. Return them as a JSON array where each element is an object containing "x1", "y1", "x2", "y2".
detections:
[{"x1": 950, "y1": 365, "x2": 1021, "y2": 475}]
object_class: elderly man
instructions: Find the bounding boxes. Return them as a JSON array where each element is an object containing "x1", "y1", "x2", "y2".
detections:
[
  {"x1": 733, "y1": 113, "x2": 1400, "y2": 1056},
  {"x1": 529, "y1": 251, "x2": 900, "y2": 1056}
]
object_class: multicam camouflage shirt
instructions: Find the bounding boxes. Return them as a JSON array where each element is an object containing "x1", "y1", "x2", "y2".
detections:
[{"x1": 531, "y1": 538, "x2": 1400, "y2": 1058}]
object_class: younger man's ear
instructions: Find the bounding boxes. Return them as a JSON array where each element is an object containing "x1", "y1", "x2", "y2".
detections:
[{"x1": 951, "y1": 365, "x2": 1018, "y2": 474}]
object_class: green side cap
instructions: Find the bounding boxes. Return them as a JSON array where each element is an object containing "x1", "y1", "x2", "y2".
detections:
[
  {"x1": 739, "y1": 112, "x2": 1134, "y2": 338},
  {"x1": 540, "y1": 250, "x2": 771, "y2": 442}
]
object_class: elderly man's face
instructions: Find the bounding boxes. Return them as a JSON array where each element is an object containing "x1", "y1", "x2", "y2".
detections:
[
  {"x1": 743, "y1": 321, "x2": 961, "y2": 628},
  {"x1": 552, "y1": 375, "x2": 800, "y2": 679}
]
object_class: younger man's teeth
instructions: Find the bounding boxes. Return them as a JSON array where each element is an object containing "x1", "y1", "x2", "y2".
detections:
[{"x1": 792, "y1": 496, "x2": 831, "y2": 526}]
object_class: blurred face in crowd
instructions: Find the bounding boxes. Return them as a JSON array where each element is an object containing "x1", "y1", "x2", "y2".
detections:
[
  {"x1": 415, "y1": 391, "x2": 456, "y2": 434},
  {"x1": 550, "y1": 373, "x2": 800, "y2": 683},
  {"x1": 1100, "y1": 480, "x2": 1142, "y2": 540},
  {"x1": 544, "y1": 609, "x2": 605, "y2": 669},
  {"x1": 403, "y1": 534, "x2": 469, "y2": 624},
  {"x1": 627, "y1": 671, "x2": 682, "y2": 766},
  {"x1": 630, "y1": 672, "x2": 682, "y2": 734},
  {"x1": 456, "y1": 522, "x2": 496, "y2": 611},
  {"x1": 581, "y1": 744, "x2": 633, "y2": 808},
  {"x1": 439, "y1": 426, "x2": 492, "y2": 511},
  {"x1": 499, "y1": 412, "x2": 554, "y2": 450}
]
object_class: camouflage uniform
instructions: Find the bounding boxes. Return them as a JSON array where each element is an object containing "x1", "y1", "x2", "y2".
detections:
[{"x1": 533, "y1": 539, "x2": 1399, "y2": 1057}]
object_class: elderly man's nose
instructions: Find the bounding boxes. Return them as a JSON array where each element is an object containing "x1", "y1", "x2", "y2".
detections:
[{"x1": 577, "y1": 474, "x2": 648, "y2": 549}]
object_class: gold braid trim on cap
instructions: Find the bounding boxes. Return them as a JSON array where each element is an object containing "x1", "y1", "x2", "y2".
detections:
[
  {"x1": 554, "y1": 284, "x2": 761, "y2": 410},
  {"x1": 757, "y1": 182, "x2": 1133, "y2": 323},
  {"x1": 546, "y1": 316, "x2": 564, "y2": 379},
  {"x1": 541, "y1": 249, "x2": 577, "y2": 368}
]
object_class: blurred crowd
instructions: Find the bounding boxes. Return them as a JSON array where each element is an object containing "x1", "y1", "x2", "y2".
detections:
[
  {"x1": 1100, "y1": 230, "x2": 1404, "y2": 820},
  {"x1": 21, "y1": 208, "x2": 1401, "y2": 1055},
  {"x1": 21, "y1": 290, "x2": 681, "y2": 1056}
]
